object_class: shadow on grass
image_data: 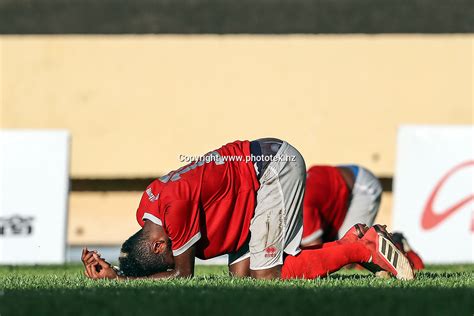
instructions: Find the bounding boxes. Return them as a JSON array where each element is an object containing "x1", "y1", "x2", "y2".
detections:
[
  {"x1": 0, "y1": 283, "x2": 472, "y2": 316},
  {"x1": 0, "y1": 265, "x2": 472, "y2": 315}
]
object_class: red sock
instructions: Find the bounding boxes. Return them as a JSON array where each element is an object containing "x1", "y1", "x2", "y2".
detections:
[
  {"x1": 320, "y1": 241, "x2": 340, "y2": 248},
  {"x1": 281, "y1": 242, "x2": 371, "y2": 279},
  {"x1": 301, "y1": 241, "x2": 340, "y2": 251},
  {"x1": 302, "y1": 237, "x2": 359, "y2": 250}
]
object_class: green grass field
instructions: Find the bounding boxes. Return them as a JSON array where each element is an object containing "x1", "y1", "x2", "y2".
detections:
[{"x1": 0, "y1": 264, "x2": 472, "y2": 316}]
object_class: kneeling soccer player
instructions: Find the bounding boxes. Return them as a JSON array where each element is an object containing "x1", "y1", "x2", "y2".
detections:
[
  {"x1": 301, "y1": 164, "x2": 382, "y2": 247},
  {"x1": 82, "y1": 138, "x2": 414, "y2": 280},
  {"x1": 302, "y1": 164, "x2": 423, "y2": 270}
]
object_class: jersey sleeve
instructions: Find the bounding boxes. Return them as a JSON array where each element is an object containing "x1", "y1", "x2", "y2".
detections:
[
  {"x1": 163, "y1": 200, "x2": 201, "y2": 256},
  {"x1": 136, "y1": 188, "x2": 161, "y2": 227},
  {"x1": 301, "y1": 205, "x2": 323, "y2": 246}
]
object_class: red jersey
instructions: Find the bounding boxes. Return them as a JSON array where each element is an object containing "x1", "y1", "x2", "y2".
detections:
[
  {"x1": 302, "y1": 166, "x2": 350, "y2": 243},
  {"x1": 136, "y1": 140, "x2": 259, "y2": 259}
]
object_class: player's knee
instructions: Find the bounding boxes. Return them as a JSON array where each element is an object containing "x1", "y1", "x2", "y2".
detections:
[{"x1": 250, "y1": 265, "x2": 282, "y2": 279}]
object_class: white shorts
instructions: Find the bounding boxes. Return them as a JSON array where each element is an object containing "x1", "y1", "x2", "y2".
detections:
[
  {"x1": 228, "y1": 141, "x2": 306, "y2": 270},
  {"x1": 338, "y1": 166, "x2": 383, "y2": 238}
]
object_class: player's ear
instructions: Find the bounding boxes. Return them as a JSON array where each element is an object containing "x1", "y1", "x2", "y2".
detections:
[{"x1": 152, "y1": 240, "x2": 166, "y2": 254}]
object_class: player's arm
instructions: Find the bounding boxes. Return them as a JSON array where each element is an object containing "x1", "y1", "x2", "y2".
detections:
[{"x1": 301, "y1": 206, "x2": 324, "y2": 248}]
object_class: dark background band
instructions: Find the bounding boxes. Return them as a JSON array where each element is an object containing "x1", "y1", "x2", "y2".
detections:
[{"x1": 0, "y1": 0, "x2": 472, "y2": 34}]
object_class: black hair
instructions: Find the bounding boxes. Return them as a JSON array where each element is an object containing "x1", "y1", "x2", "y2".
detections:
[{"x1": 119, "y1": 229, "x2": 172, "y2": 277}]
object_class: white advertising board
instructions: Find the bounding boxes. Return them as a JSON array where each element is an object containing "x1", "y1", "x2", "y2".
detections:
[
  {"x1": 0, "y1": 130, "x2": 70, "y2": 264},
  {"x1": 393, "y1": 125, "x2": 473, "y2": 263}
]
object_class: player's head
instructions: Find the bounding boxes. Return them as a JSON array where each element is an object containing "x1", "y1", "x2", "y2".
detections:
[{"x1": 119, "y1": 221, "x2": 174, "y2": 277}]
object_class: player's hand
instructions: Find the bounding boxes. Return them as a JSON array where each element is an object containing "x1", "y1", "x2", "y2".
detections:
[
  {"x1": 82, "y1": 248, "x2": 120, "y2": 280},
  {"x1": 81, "y1": 247, "x2": 100, "y2": 267},
  {"x1": 84, "y1": 253, "x2": 120, "y2": 280}
]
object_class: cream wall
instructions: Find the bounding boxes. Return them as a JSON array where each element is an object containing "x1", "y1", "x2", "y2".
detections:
[
  {"x1": 1, "y1": 35, "x2": 472, "y2": 244},
  {"x1": 1, "y1": 35, "x2": 472, "y2": 178}
]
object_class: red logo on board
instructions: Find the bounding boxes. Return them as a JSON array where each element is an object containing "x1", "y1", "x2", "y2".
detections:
[{"x1": 421, "y1": 161, "x2": 474, "y2": 230}]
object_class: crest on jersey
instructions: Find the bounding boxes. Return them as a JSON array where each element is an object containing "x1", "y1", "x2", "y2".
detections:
[{"x1": 146, "y1": 188, "x2": 159, "y2": 202}]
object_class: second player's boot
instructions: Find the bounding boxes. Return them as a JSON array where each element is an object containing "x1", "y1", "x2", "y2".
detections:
[{"x1": 392, "y1": 232, "x2": 425, "y2": 270}]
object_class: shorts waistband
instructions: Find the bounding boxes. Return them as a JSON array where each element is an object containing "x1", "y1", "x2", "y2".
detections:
[
  {"x1": 250, "y1": 138, "x2": 283, "y2": 180},
  {"x1": 250, "y1": 140, "x2": 263, "y2": 180}
]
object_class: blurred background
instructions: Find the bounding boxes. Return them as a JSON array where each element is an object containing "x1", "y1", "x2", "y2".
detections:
[{"x1": 0, "y1": 0, "x2": 472, "y2": 263}]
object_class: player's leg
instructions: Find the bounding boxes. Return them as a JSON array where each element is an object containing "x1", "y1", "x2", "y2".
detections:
[
  {"x1": 248, "y1": 140, "x2": 306, "y2": 279},
  {"x1": 228, "y1": 257, "x2": 251, "y2": 277},
  {"x1": 282, "y1": 241, "x2": 371, "y2": 279},
  {"x1": 315, "y1": 223, "x2": 369, "y2": 249},
  {"x1": 282, "y1": 225, "x2": 414, "y2": 280},
  {"x1": 228, "y1": 244, "x2": 250, "y2": 277},
  {"x1": 282, "y1": 224, "x2": 372, "y2": 280},
  {"x1": 228, "y1": 225, "x2": 361, "y2": 278},
  {"x1": 337, "y1": 166, "x2": 382, "y2": 238},
  {"x1": 232, "y1": 223, "x2": 370, "y2": 278}
]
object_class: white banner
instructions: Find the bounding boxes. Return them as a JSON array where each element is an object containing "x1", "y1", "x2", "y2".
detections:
[
  {"x1": 0, "y1": 130, "x2": 70, "y2": 264},
  {"x1": 393, "y1": 125, "x2": 473, "y2": 263}
]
